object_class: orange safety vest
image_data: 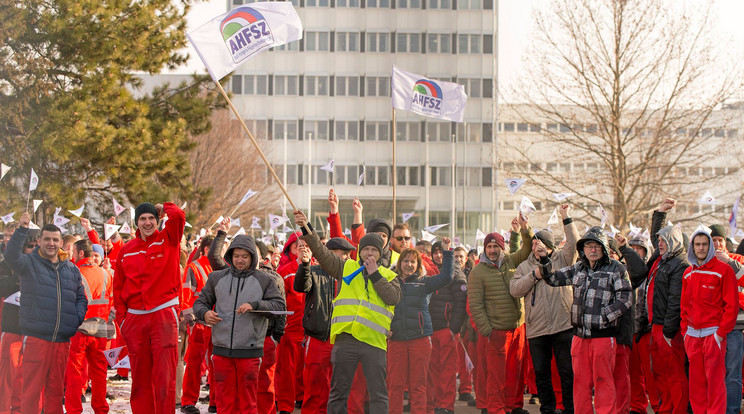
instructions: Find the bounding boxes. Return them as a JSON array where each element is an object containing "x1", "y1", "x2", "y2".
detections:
[{"x1": 181, "y1": 255, "x2": 213, "y2": 309}]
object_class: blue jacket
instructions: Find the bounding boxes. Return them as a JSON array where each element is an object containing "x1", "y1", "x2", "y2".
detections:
[
  {"x1": 5, "y1": 227, "x2": 87, "y2": 342},
  {"x1": 390, "y1": 250, "x2": 454, "y2": 341}
]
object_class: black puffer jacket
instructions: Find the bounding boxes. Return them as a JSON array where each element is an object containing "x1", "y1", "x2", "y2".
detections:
[
  {"x1": 294, "y1": 261, "x2": 336, "y2": 342},
  {"x1": 617, "y1": 245, "x2": 649, "y2": 347},
  {"x1": 429, "y1": 255, "x2": 468, "y2": 334},
  {"x1": 390, "y1": 250, "x2": 453, "y2": 341}
]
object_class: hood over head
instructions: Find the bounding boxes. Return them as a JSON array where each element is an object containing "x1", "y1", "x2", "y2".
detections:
[
  {"x1": 656, "y1": 226, "x2": 684, "y2": 260},
  {"x1": 628, "y1": 236, "x2": 652, "y2": 257},
  {"x1": 687, "y1": 229, "x2": 716, "y2": 266},
  {"x1": 366, "y1": 218, "x2": 392, "y2": 249},
  {"x1": 225, "y1": 235, "x2": 258, "y2": 271},
  {"x1": 576, "y1": 226, "x2": 610, "y2": 266}
]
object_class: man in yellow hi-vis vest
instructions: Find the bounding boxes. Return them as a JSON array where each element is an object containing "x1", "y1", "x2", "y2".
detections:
[{"x1": 293, "y1": 210, "x2": 401, "y2": 414}]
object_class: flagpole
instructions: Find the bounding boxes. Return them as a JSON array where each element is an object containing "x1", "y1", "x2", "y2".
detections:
[
  {"x1": 25, "y1": 192, "x2": 30, "y2": 213},
  {"x1": 213, "y1": 81, "x2": 309, "y2": 232},
  {"x1": 392, "y1": 108, "x2": 397, "y2": 223}
]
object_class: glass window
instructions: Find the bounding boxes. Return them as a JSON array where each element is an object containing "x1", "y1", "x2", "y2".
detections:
[
  {"x1": 460, "y1": 78, "x2": 481, "y2": 98},
  {"x1": 457, "y1": 0, "x2": 481, "y2": 9},
  {"x1": 335, "y1": 121, "x2": 359, "y2": 141},
  {"x1": 377, "y1": 166, "x2": 389, "y2": 185},
  {"x1": 314, "y1": 166, "x2": 329, "y2": 185},
  {"x1": 346, "y1": 165, "x2": 359, "y2": 184},
  {"x1": 427, "y1": 0, "x2": 452, "y2": 8},
  {"x1": 426, "y1": 122, "x2": 452, "y2": 142},
  {"x1": 305, "y1": 75, "x2": 330, "y2": 96},
  {"x1": 457, "y1": 34, "x2": 481, "y2": 53},
  {"x1": 426, "y1": 33, "x2": 452, "y2": 53},
  {"x1": 396, "y1": 33, "x2": 421, "y2": 53},
  {"x1": 366, "y1": 76, "x2": 390, "y2": 97},
  {"x1": 274, "y1": 75, "x2": 299, "y2": 95},
  {"x1": 336, "y1": 0, "x2": 360, "y2": 6},
  {"x1": 335, "y1": 76, "x2": 360, "y2": 96},
  {"x1": 336, "y1": 32, "x2": 360, "y2": 52},
  {"x1": 231, "y1": 75, "x2": 243, "y2": 94},
  {"x1": 274, "y1": 41, "x2": 299, "y2": 51},
  {"x1": 396, "y1": 121, "x2": 421, "y2": 142},
  {"x1": 286, "y1": 165, "x2": 298, "y2": 185},
  {"x1": 304, "y1": 120, "x2": 329, "y2": 141},
  {"x1": 305, "y1": 0, "x2": 330, "y2": 6},
  {"x1": 408, "y1": 166, "x2": 419, "y2": 186},
  {"x1": 273, "y1": 120, "x2": 298, "y2": 140},
  {"x1": 366, "y1": 0, "x2": 391, "y2": 7},
  {"x1": 305, "y1": 31, "x2": 330, "y2": 51},
  {"x1": 396, "y1": 0, "x2": 421, "y2": 8},
  {"x1": 365, "y1": 121, "x2": 390, "y2": 141},
  {"x1": 366, "y1": 32, "x2": 390, "y2": 52},
  {"x1": 241, "y1": 75, "x2": 268, "y2": 95}
]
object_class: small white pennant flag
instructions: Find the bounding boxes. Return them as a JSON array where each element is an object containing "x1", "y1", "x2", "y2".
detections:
[
  {"x1": 28, "y1": 221, "x2": 40, "y2": 230},
  {"x1": 103, "y1": 346, "x2": 125, "y2": 367},
  {"x1": 213, "y1": 216, "x2": 225, "y2": 227},
  {"x1": 119, "y1": 222, "x2": 132, "y2": 234},
  {"x1": 343, "y1": 228, "x2": 351, "y2": 237},
  {"x1": 180, "y1": 201, "x2": 188, "y2": 210},
  {"x1": 475, "y1": 229, "x2": 486, "y2": 240},
  {"x1": 113, "y1": 198, "x2": 126, "y2": 216},
  {"x1": 519, "y1": 196, "x2": 536, "y2": 214},
  {"x1": 54, "y1": 207, "x2": 61, "y2": 216},
  {"x1": 112, "y1": 355, "x2": 131, "y2": 370},
  {"x1": 698, "y1": 191, "x2": 718, "y2": 205},
  {"x1": 401, "y1": 212, "x2": 414, "y2": 223},
  {"x1": 736, "y1": 229, "x2": 744, "y2": 239},
  {"x1": 238, "y1": 189, "x2": 258, "y2": 206},
  {"x1": 504, "y1": 178, "x2": 526, "y2": 195},
  {"x1": 453, "y1": 236, "x2": 461, "y2": 245},
  {"x1": 269, "y1": 214, "x2": 288, "y2": 230},
  {"x1": 130, "y1": 207, "x2": 136, "y2": 221},
  {"x1": 234, "y1": 227, "x2": 246, "y2": 237},
  {"x1": 199, "y1": 228, "x2": 207, "y2": 238},
  {"x1": 423, "y1": 223, "x2": 448, "y2": 233},
  {"x1": 0, "y1": 163, "x2": 10, "y2": 181},
  {"x1": 629, "y1": 222, "x2": 642, "y2": 238},
  {"x1": 320, "y1": 159, "x2": 335, "y2": 173},
  {"x1": 1, "y1": 213, "x2": 15, "y2": 224},
  {"x1": 104, "y1": 224, "x2": 121, "y2": 240},
  {"x1": 642, "y1": 228, "x2": 651, "y2": 241},
  {"x1": 33, "y1": 199, "x2": 42, "y2": 213},
  {"x1": 3, "y1": 291, "x2": 20, "y2": 306},
  {"x1": 553, "y1": 193, "x2": 575, "y2": 202},
  {"x1": 53, "y1": 215, "x2": 70, "y2": 227},
  {"x1": 547, "y1": 209, "x2": 560, "y2": 225},
  {"x1": 357, "y1": 168, "x2": 365, "y2": 186},
  {"x1": 282, "y1": 225, "x2": 294, "y2": 233},
  {"x1": 68, "y1": 205, "x2": 84, "y2": 218},
  {"x1": 500, "y1": 229, "x2": 511, "y2": 243},
  {"x1": 421, "y1": 230, "x2": 437, "y2": 242},
  {"x1": 694, "y1": 224, "x2": 712, "y2": 234},
  {"x1": 667, "y1": 220, "x2": 674, "y2": 227},
  {"x1": 230, "y1": 217, "x2": 241, "y2": 228},
  {"x1": 610, "y1": 225, "x2": 620, "y2": 238},
  {"x1": 250, "y1": 216, "x2": 262, "y2": 229},
  {"x1": 28, "y1": 169, "x2": 38, "y2": 192},
  {"x1": 598, "y1": 204, "x2": 609, "y2": 226},
  {"x1": 185, "y1": 222, "x2": 193, "y2": 228}
]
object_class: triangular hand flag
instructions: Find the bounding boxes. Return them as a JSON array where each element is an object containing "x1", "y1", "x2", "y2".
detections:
[
  {"x1": 1, "y1": 213, "x2": 14, "y2": 224},
  {"x1": 423, "y1": 223, "x2": 448, "y2": 233},
  {"x1": 29, "y1": 169, "x2": 38, "y2": 192},
  {"x1": 421, "y1": 230, "x2": 437, "y2": 242},
  {"x1": 103, "y1": 346, "x2": 125, "y2": 367},
  {"x1": 250, "y1": 217, "x2": 262, "y2": 229},
  {"x1": 343, "y1": 228, "x2": 351, "y2": 237},
  {"x1": 475, "y1": 229, "x2": 486, "y2": 240},
  {"x1": 53, "y1": 215, "x2": 70, "y2": 227},
  {"x1": 3, "y1": 291, "x2": 20, "y2": 306},
  {"x1": 113, "y1": 198, "x2": 126, "y2": 216},
  {"x1": 642, "y1": 229, "x2": 651, "y2": 241},
  {"x1": 504, "y1": 178, "x2": 526, "y2": 195},
  {"x1": 238, "y1": 189, "x2": 258, "y2": 206},
  {"x1": 213, "y1": 216, "x2": 225, "y2": 226},
  {"x1": 112, "y1": 355, "x2": 131, "y2": 370},
  {"x1": 694, "y1": 224, "x2": 711, "y2": 234},
  {"x1": 234, "y1": 227, "x2": 246, "y2": 237},
  {"x1": 358, "y1": 168, "x2": 365, "y2": 186},
  {"x1": 119, "y1": 222, "x2": 132, "y2": 234},
  {"x1": 320, "y1": 159, "x2": 335, "y2": 173},
  {"x1": 130, "y1": 207, "x2": 136, "y2": 221},
  {"x1": 230, "y1": 217, "x2": 240, "y2": 228},
  {"x1": 737, "y1": 229, "x2": 744, "y2": 239},
  {"x1": 698, "y1": 191, "x2": 718, "y2": 205},
  {"x1": 668, "y1": 221, "x2": 674, "y2": 227},
  {"x1": 269, "y1": 214, "x2": 288, "y2": 230},
  {"x1": 185, "y1": 222, "x2": 193, "y2": 228},
  {"x1": 547, "y1": 209, "x2": 560, "y2": 225},
  {"x1": 54, "y1": 207, "x2": 61, "y2": 216},
  {"x1": 500, "y1": 229, "x2": 511, "y2": 243},
  {"x1": 33, "y1": 200, "x2": 42, "y2": 213},
  {"x1": 610, "y1": 225, "x2": 620, "y2": 238},
  {"x1": 282, "y1": 225, "x2": 294, "y2": 233},
  {"x1": 453, "y1": 236, "x2": 461, "y2": 245},
  {"x1": 0, "y1": 163, "x2": 9, "y2": 181},
  {"x1": 519, "y1": 196, "x2": 536, "y2": 213},
  {"x1": 199, "y1": 228, "x2": 207, "y2": 238},
  {"x1": 629, "y1": 222, "x2": 641, "y2": 237},
  {"x1": 553, "y1": 193, "x2": 575, "y2": 202},
  {"x1": 104, "y1": 224, "x2": 121, "y2": 240},
  {"x1": 401, "y1": 212, "x2": 414, "y2": 223},
  {"x1": 598, "y1": 204, "x2": 609, "y2": 226},
  {"x1": 28, "y1": 221, "x2": 40, "y2": 230},
  {"x1": 68, "y1": 205, "x2": 84, "y2": 218},
  {"x1": 180, "y1": 201, "x2": 188, "y2": 210}
]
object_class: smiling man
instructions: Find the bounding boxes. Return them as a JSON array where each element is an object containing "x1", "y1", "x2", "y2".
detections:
[{"x1": 114, "y1": 202, "x2": 185, "y2": 414}]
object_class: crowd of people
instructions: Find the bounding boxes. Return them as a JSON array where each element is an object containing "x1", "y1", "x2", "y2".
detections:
[{"x1": 0, "y1": 190, "x2": 743, "y2": 414}]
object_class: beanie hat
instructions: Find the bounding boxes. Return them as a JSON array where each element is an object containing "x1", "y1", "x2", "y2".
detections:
[
  {"x1": 134, "y1": 202, "x2": 159, "y2": 224},
  {"x1": 92, "y1": 244, "x2": 105, "y2": 257},
  {"x1": 326, "y1": 237, "x2": 355, "y2": 252},
  {"x1": 709, "y1": 224, "x2": 727, "y2": 239},
  {"x1": 483, "y1": 233, "x2": 505, "y2": 250},
  {"x1": 431, "y1": 241, "x2": 443, "y2": 254},
  {"x1": 358, "y1": 233, "x2": 384, "y2": 257},
  {"x1": 533, "y1": 229, "x2": 555, "y2": 251}
]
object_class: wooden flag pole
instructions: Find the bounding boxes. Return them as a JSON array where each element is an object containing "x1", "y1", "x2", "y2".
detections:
[{"x1": 213, "y1": 81, "x2": 311, "y2": 232}]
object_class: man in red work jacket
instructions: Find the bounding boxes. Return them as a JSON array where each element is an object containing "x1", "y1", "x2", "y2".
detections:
[
  {"x1": 180, "y1": 236, "x2": 215, "y2": 414},
  {"x1": 681, "y1": 228, "x2": 738, "y2": 414},
  {"x1": 65, "y1": 239, "x2": 114, "y2": 414},
  {"x1": 114, "y1": 202, "x2": 185, "y2": 414}
]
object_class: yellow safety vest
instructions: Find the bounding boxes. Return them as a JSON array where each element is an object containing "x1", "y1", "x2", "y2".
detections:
[
  {"x1": 330, "y1": 260, "x2": 397, "y2": 350},
  {"x1": 390, "y1": 250, "x2": 400, "y2": 269}
]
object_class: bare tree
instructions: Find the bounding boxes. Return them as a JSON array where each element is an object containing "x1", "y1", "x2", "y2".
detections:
[
  {"x1": 182, "y1": 110, "x2": 279, "y2": 229},
  {"x1": 503, "y1": 0, "x2": 743, "y2": 229}
]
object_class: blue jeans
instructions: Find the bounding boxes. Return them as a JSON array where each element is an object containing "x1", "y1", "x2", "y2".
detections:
[{"x1": 725, "y1": 329, "x2": 744, "y2": 414}]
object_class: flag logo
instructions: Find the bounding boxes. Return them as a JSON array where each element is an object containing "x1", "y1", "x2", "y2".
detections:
[
  {"x1": 221, "y1": 7, "x2": 274, "y2": 63},
  {"x1": 411, "y1": 79, "x2": 444, "y2": 117}
]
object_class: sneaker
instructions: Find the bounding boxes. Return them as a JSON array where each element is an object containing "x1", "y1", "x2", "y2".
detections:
[
  {"x1": 529, "y1": 395, "x2": 539, "y2": 404},
  {"x1": 106, "y1": 392, "x2": 115, "y2": 400},
  {"x1": 511, "y1": 408, "x2": 530, "y2": 414},
  {"x1": 108, "y1": 373, "x2": 128, "y2": 381},
  {"x1": 458, "y1": 393, "x2": 475, "y2": 402},
  {"x1": 198, "y1": 396, "x2": 210, "y2": 404},
  {"x1": 81, "y1": 394, "x2": 86, "y2": 403},
  {"x1": 468, "y1": 400, "x2": 477, "y2": 407},
  {"x1": 296, "y1": 400, "x2": 303, "y2": 409},
  {"x1": 481, "y1": 409, "x2": 488, "y2": 414},
  {"x1": 180, "y1": 405, "x2": 200, "y2": 414},
  {"x1": 208, "y1": 407, "x2": 217, "y2": 413}
]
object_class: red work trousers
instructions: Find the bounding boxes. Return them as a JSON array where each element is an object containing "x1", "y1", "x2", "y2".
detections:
[
  {"x1": 571, "y1": 336, "x2": 616, "y2": 414},
  {"x1": 212, "y1": 355, "x2": 260, "y2": 414},
  {"x1": 613, "y1": 344, "x2": 631, "y2": 414},
  {"x1": 629, "y1": 332, "x2": 659, "y2": 413},
  {"x1": 524, "y1": 346, "x2": 537, "y2": 395},
  {"x1": 302, "y1": 337, "x2": 333, "y2": 414},
  {"x1": 64, "y1": 333, "x2": 109, "y2": 414},
  {"x1": 121, "y1": 306, "x2": 179, "y2": 414},
  {"x1": 348, "y1": 363, "x2": 368, "y2": 414},
  {"x1": 684, "y1": 334, "x2": 726, "y2": 414},
  {"x1": 0, "y1": 332, "x2": 22, "y2": 414},
  {"x1": 257, "y1": 336, "x2": 277, "y2": 414},
  {"x1": 181, "y1": 324, "x2": 215, "y2": 406},
  {"x1": 485, "y1": 326, "x2": 526, "y2": 414},
  {"x1": 475, "y1": 335, "x2": 488, "y2": 409},
  {"x1": 458, "y1": 334, "x2": 473, "y2": 394},
  {"x1": 650, "y1": 326, "x2": 688, "y2": 414},
  {"x1": 428, "y1": 329, "x2": 458, "y2": 411},
  {"x1": 21, "y1": 336, "x2": 70, "y2": 414},
  {"x1": 276, "y1": 333, "x2": 305, "y2": 412},
  {"x1": 387, "y1": 336, "x2": 432, "y2": 414}
]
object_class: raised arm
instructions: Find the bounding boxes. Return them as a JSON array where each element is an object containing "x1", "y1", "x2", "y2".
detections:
[
  {"x1": 295, "y1": 211, "x2": 345, "y2": 279},
  {"x1": 161, "y1": 203, "x2": 185, "y2": 246},
  {"x1": 4, "y1": 213, "x2": 32, "y2": 274},
  {"x1": 507, "y1": 215, "x2": 534, "y2": 267},
  {"x1": 558, "y1": 204, "x2": 579, "y2": 265},
  {"x1": 424, "y1": 241, "x2": 454, "y2": 293},
  {"x1": 208, "y1": 218, "x2": 231, "y2": 271}
]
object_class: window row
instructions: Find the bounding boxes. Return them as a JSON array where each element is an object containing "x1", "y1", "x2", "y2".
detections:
[
  {"x1": 499, "y1": 122, "x2": 739, "y2": 138},
  {"x1": 263, "y1": 119, "x2": 494, "y2": 142},
  {"x1": 502, "y1": 162, "x2": 740, "y2": 176},
  {"x1": 267, "y1": 31, "x2": 492, "y2": 54},
  {"x1": 277, "y1": 164, "x2": 493, "y2": 187},
  {"x1": 232, "y1": 0, "x2": 492, "y2": 10},
  {"x1": 232, "y1": 74, "x2": 492, "y2": 98}
]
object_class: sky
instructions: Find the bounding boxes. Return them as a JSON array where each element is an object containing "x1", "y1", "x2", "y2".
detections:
[{"x1": 178, "y1": 0, "x2": 744, "y2": 95}]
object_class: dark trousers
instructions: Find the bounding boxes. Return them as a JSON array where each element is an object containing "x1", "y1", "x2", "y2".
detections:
[
  {"x1": 528, "y1": 329, "x2": 574, "y2": 414},
  {"x1": 328, "y1": 333, "x2": 388, "y2": 414}
]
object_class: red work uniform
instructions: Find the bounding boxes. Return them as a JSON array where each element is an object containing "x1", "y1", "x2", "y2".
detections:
[
  {"x1": 180, "y1": 255, "x2": 215, "y2": 407},
  {"x1": 64, "y1": 258, "x2": 113, "y2": 414},
  {"x1": 114, "y1": 202, "x2": 185, "y2": 414}
]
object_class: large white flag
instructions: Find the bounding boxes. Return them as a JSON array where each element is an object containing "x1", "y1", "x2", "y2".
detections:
[
  {"x1": 188, "y1": 2, "x2": 303, "y2": 82},
  {"x1": 391, "y1": 66, "x2": 467, "y2": 122}
]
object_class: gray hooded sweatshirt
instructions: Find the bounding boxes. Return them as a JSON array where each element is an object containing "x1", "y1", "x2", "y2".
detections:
[{"x1": 194, "y1": 235, "x2": 286, "y2": 358}]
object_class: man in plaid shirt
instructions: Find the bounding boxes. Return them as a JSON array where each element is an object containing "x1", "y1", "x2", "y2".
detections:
[{"x1": 535, "y1": 226, "x2": 633, "y2": 414}]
